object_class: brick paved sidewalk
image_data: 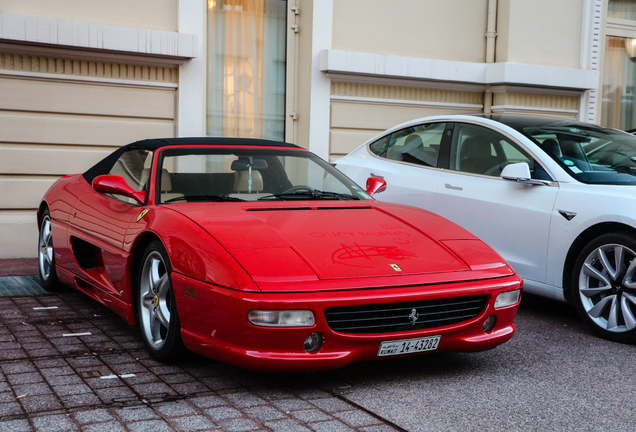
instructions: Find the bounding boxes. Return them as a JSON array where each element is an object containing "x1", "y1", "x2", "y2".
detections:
[
  {"x1": 0, "y1": 277, "x2": 401, "y2": 432},
  {"x1": 0, "y1": 259, "x2": 38, "y2": 277}
]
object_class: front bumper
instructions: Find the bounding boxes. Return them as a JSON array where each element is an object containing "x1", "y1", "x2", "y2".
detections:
[{"x1": 172, "y1": 273, "x2": 521, "y2": 372}]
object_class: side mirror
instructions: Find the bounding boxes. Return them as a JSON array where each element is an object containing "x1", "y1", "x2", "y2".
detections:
[
  {"x1": 366, "y1": 176, "x2": 387, "y2": 196},
  {"x1": 93, "y1": 175, "x2": 145, "y2": 204},
  {"x1": 500, "y1": 163, "x2": 546, "y2": 186}
]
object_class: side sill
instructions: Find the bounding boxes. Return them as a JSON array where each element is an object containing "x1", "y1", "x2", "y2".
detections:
[{"x1": 522, "y1": 279, "x2": 566, "y2": 302}]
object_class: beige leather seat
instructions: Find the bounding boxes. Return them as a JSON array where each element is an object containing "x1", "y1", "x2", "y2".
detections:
[
  {"x1": 228, "y1": 170, "x2": 270, "y2": 200},
  {"x1": 141, "y1": 169, "x2": 184, "y2": 203}
]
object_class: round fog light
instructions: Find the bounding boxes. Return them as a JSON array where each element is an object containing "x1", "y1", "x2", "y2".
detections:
[
  {"x1": 483, "y1": 315, "x2": 497, "y2": 333},
  {"x1": 304, "y1": 332, "x2": 323, "y2": 353}
]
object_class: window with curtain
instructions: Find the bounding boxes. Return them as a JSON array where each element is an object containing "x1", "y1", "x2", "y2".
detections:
[
  {"x1": 601, "y1": 36, "x2": 636, "y2": 130},
  {"x1": 206, "y1": 0, "x2": 287, "y2": 141},
  {"x1": 608, "y1": 0, "x2": 636, "y2": 20},
  {"x1": 603, "y1": 1, "x2": 636, "y2": 130}
]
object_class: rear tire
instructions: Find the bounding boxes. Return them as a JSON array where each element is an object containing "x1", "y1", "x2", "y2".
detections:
[
  {"x1": 572, "y1": 232, "x2": 636, "y2": 342},
  {"x1": 137, "y1": 239, "x2": 185, "y2": 362},
  {"x1": 38, "y1": 209, "x2": 60, "y2": 291}
]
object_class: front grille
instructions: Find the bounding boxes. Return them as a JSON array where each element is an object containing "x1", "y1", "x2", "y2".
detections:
[{"x1": 324, "y1": 295, "x2": 488, "y2": 334}]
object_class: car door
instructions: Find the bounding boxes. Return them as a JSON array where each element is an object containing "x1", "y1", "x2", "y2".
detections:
[
  {"x1": 69, "y1": 148, "x2": 153, "y2": 298},
  {"x1": 71, "y1": 148, "x2": 152, "y2": 249},
  {"x1": 355, "y1": 122, "x2": 450, "y2": 212},
  {"x1": 434, "y1": 122, "x2": 559, "y2": 283}
]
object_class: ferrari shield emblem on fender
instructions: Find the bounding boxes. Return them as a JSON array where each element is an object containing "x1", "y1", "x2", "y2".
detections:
[
  {"x1": 136, "y1": 208, "x2": 149, "y2": 222},
  {"x1": 390, "y1": 264, "x2": 402, "y2": 272}
]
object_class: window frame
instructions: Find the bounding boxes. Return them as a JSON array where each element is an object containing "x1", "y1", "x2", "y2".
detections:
[
  {"x1": 366, "y1": 122, "x2": 452, "y2": 170},
  {"x1": 104, "y1": 148, "x2": 154, "y2": 206},
  {"x1": 155, "y1": 146, "x2": 370, "y2": 203},
  {"x1": 445, "y1": 122, "x2": 555, "y2": 181}
]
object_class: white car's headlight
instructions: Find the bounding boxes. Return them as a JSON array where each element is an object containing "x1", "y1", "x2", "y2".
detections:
[
  {"x1": 247, "y1": 310, "x2": 315, "y2": 327},
  {"x1": 494, "y1": 289, "x2": 521, "y2": 309}
]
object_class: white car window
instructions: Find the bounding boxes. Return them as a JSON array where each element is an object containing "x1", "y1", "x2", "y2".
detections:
[
  {"x1": 369, "y1": 123, "x2": 446, "y2": 168},
  {"x1": 523, "y1": 126, "x2": 636, "y2": 184},
  {"x1": 450, "y1": 123, "x2": 549, "y2": 179}
]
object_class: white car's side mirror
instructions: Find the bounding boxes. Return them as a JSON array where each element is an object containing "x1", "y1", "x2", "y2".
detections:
[{"x1": 501, "y1": 163, "x2": 547, "y2": 186}]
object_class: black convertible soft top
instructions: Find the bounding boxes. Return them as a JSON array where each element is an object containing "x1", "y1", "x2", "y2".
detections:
[{"x1": 83, "y1": 137, "x2": 302, "y2": 185}]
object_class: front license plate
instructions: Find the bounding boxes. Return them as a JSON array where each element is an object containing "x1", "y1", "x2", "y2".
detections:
[{"x1": 377, "y1": 336, "x2": 441, "y2": 357}]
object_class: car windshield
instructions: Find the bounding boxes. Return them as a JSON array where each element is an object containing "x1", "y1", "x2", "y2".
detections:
[
  {"x1": 521, "y1": 124, "x2": 636, "y2": 185},
  {"x1": 157, "y1": 148, "x2": 371, "y2": 203}
]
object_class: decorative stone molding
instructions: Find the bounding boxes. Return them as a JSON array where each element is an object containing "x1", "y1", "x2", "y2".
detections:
[
  {"x1": 0, "y1": 53, "x2": 177, "y2": 83},
  {"x1": 331, "y1": 81, "x2": 483, "y2": 105},
  {"x1": 0, "y1": 12, "x2": 197, "y2": 67},
  {"x1": 492, "y1": 92, "x2": 579, "y2": 114},
  {"x1": 321, "y1": 49, "x2": 599, "y2": 92},
  {"x1": 580, "y1": 0, "x2": 603, "y2": 123}
]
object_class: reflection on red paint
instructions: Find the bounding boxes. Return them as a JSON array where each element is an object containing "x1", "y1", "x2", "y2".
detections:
[{"x1": 332, "y1": 242, "x2": 418, "y2": 267}]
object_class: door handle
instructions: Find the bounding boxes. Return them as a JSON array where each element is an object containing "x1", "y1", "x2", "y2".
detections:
[{"x1": 445, "y1": 183, "x2": 463, "y2": 191}]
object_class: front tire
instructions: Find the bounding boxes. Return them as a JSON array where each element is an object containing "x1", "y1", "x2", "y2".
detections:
[
  {"x1": 38, "y1": 209, "x2": 60, "y2": 291},
  {"x1": 572, "y1": 232, "x2": 636, "y2": 342},
  {"x1": 137, "y1": 239, "x2": 185, "y2": 362}
]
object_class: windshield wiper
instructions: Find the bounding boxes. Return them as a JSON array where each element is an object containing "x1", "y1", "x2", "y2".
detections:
[
  {"x1": 258, "y1": 190, "x2": 359, "y2": 201},
  {"x1": 164, "y1": 194, "x2": 245, "y2": 203}
]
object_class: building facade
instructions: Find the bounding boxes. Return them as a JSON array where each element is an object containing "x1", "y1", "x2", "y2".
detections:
[{"x1": 0, "y1": 0, "x2": 629, "y2": 258}]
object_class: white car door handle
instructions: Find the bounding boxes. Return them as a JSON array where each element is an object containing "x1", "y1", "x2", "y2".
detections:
[{"x1": 445, "y1": 183, "x2": 463, "y2": 191}]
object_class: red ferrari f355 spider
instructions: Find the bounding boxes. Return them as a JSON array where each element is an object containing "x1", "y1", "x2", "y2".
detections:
[{"x1": 37, "y1": 138, "x2": 521, "y2": 372}]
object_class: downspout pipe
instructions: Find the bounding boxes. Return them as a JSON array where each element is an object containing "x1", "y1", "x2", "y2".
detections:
[{"x1": 484, "y1": 0, "x2": 498, "y2": 113}]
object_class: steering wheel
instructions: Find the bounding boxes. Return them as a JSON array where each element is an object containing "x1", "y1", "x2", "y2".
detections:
[{"x1": 282, "y1": 185, "x2": 315, "y2": 194}]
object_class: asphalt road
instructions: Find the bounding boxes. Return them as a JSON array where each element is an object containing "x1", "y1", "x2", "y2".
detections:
[
  {"x1": 1, "y1": 278, "x2": 635, "y2": 431},
  {"x1": 325, "y1": 293, "x2": 636, "y2": 431}
]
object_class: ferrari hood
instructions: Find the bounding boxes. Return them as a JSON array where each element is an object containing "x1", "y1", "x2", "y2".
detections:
[{"x1": 169, "y1": 202, "x2": 473, "y2": 281}]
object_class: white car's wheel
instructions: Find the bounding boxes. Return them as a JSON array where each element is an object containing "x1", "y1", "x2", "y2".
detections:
[
  {"x1": 38, "y1": 209, "x2": 60, "y2": 291},
  {"x1": 573, "y1": 232, "x2": 636, "y2": 342},
  {"x1": 138, "y1": 239, "x2": 185, "y2": 362}
]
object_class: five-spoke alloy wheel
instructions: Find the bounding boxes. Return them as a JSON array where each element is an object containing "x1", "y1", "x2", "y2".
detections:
[
  {"x1": 573, "y1": 232, "x2": 636, "y2": 342},
  {"x1": 138, "y1": 240, "x2": 184, "y2": 362},
  {"x1": 38, "y1": 209, "x2": 59, "y2": 291}
]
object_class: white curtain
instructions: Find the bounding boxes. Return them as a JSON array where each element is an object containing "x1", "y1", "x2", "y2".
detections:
[
  {"x1": 601, "y1": 36, "x2": 636, "y2": 130},
  {"x1": 608, "y1": 0, "x2": 636, "y2": 20},
  {"x1": 206, "y1": 0, "x2": 286, "y2": 141}
]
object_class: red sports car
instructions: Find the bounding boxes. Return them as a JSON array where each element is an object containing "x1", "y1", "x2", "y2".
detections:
[{"x1": 37, "y1": 138, "x2": 522, "y2": 372}]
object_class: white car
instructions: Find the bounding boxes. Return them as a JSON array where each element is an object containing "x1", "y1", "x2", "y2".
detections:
[{"x1": 336, "y1": 114, "x2": 636, "y2": 342}]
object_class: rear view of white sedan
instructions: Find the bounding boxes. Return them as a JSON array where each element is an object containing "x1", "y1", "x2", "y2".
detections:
[{"x1": 336, "y1": 114, "x2": 636, "y2": 343}]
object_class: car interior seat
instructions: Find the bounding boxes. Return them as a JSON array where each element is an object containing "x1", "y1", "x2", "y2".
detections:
[
  {"x1": 458, "y1": 135, "x2": 506, "y2": 175},
  {"x1": 560, "y1": 140, "x2": 592, "y2": 172},
  {"x1": 396, "y1": 134, "x2": 437, "y2": 167},
  {"x1": 141, "y1": 168, "x2": 185, "y2": 203},
  {"x1": 228, "y1": 170, "x2": 269, "y2": 200},
  {"x1": 540, "y1": 138, "x2": 563, "y2": 158}
]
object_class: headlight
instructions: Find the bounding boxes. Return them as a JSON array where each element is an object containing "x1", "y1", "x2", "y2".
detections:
[
  {"x1": 494, "y1": 289, "x2": 521, "y2": 309},
  {"x1": 247, "y1": 310, "x2": 315, "y2": 327}
]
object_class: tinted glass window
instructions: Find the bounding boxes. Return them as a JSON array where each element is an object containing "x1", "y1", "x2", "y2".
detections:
[
  {"x1": 369, "y1": 135, "x2": 390, "y2": 156},
  {"x1": 450, "y1": 123, "x2": 549, "y2": 179},
  {"x1": 369, "y1": 123, "x2": 445, "y2": 168},
  {"x1": 523, "y1": 125, "x2": 636, "y2": 184}
]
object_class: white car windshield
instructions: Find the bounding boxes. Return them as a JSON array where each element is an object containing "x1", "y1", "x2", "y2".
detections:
[
  {"x1": 522, "y1": 125, "x2": 636, "y2": 185},
  {"x1": 156, "y1": 148, "x2": 371, "y2": 203}
]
